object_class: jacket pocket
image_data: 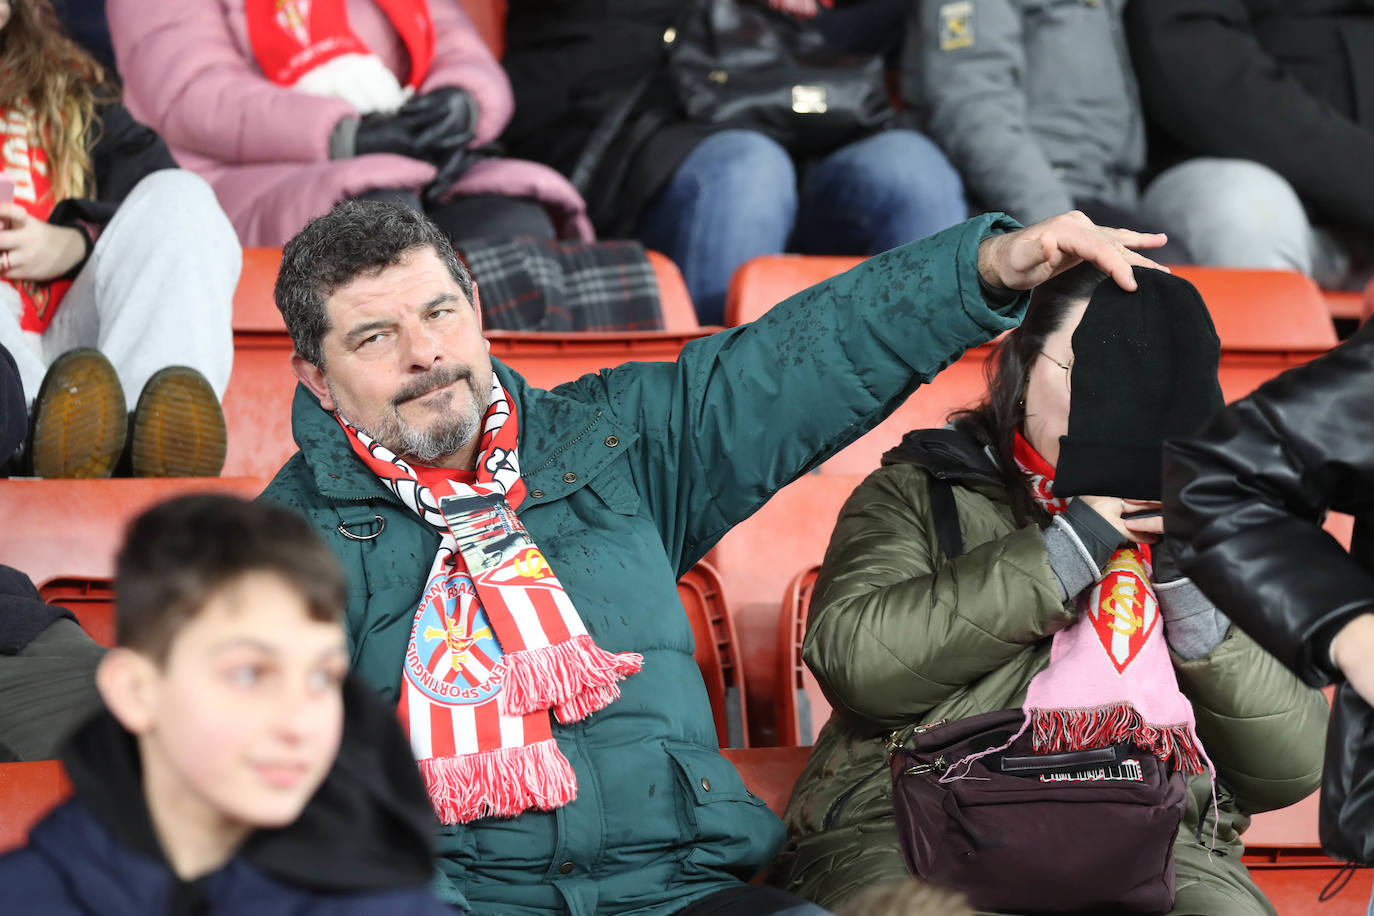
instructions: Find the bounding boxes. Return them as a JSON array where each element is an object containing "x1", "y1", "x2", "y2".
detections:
[
  {"x1": 664, "y1": 740, "x2": 782, "y2": 872},
  {"x1": 586, "y1": 458, "x2": 641, "y2": 516}
]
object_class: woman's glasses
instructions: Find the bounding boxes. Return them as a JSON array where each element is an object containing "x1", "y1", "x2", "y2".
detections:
[{"x1": 1038, "y1": 351, "x2": 1072, "y2": 394}]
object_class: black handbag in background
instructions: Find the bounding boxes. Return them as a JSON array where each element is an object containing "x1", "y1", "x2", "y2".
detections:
[
  {"x1": 668, "y1": 0, "x2": 894, "y2": 156},
  {"x1": 1320, "y1": 682, "x2": 1374, "y2": 865}
]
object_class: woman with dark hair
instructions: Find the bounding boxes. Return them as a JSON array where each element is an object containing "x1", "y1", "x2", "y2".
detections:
[
  {"x1": 0, "y1": 0, "x2": 238, "y2": 478},
  {"x1": 769, "y1": 264, "x2": 1328, "y2": 914}
]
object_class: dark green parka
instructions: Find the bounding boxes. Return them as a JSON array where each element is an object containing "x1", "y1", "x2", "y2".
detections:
[
  {"x1": 260, "y1": 216, "x2": 1027, "y2": 916},
  {"x1": 771, "y1": 431, "x2": 1329, "y2": 915}
]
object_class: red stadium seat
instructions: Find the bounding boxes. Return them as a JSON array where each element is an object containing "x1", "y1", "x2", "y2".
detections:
[
  {"x1": 36, "y1": 579, "x2": 115, "y2": 648},
  {"x1": 0, "y1": 478, "x2": 267, "y2": 588},
  {"x1": 725, "y1": 255, "x2": 862, "y2": 328},
  {"x1": 776, "y1": 567, "x2": 833, "y2": 747},
  {"x1": 0, "y1": 761, "x2": 72, "y2": 855},
  {"x1": 678, "y1": 562, "x2": 749, "y2": 747},
  {"x1": 704, "y1": 474, "x2": 866, "y2": 745},
  {"x1": 720, "y1": 746, "x2": 810, "y2": 817}
]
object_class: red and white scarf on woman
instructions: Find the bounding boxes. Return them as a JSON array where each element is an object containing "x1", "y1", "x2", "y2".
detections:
[
  {"x1": 245, "y1": 0, "x2": 434, "y2": 88},
  {"x1": 0, "y1": 101, "x2": 72, "y2": 335},
  {"x1": 338, "y1": 377, "x2": 642, "y2": 823},
  {"x1": 947, "y1": 432, "x2": 1209, "y2": 784}
]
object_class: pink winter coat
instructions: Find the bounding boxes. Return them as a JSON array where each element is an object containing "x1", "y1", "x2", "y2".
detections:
[{"x1": 107, "y1": 0, "x2": 593, "y2": 246}]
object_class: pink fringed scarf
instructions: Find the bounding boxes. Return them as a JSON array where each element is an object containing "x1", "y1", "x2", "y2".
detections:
[
  {"x1": 948, "y1": 433, "x2": 1210, "y2": 783},
  {"x1": 339, "y1": 377, "x2": 642, "y2": 823}
]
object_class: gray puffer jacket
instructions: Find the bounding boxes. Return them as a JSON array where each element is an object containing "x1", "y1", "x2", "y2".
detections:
[{"x1": 901, "y1": 0, "x2": 1145, "y2": 224}]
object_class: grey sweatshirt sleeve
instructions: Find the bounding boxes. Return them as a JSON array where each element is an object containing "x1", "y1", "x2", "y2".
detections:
[
  {"x1": 902, "y1": 0, "x2": 1075, "y2": 223},
  {"x1": 1153, "y1": 539, "x2": 1231, "y2": 659},
  {"x1": 1039, "y1": 499, "x2": 1122, "y2": 601}
]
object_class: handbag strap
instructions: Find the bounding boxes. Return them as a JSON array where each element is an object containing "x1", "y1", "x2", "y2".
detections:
[
  {"x1": 569, "y1": 3, "x2": 701, "y2": 195},
  {"x1": 926, "y1": 474, "x2": 965, "y2": 560}
]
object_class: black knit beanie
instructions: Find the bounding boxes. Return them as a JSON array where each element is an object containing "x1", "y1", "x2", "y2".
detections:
[{"x1": 1053, "y1": 267, "x2": 1224, "y2": 500}]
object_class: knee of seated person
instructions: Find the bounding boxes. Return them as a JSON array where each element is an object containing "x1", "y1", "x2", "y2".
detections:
[
  {"x1": 680, "y1": 130, "x2": 797, "y2": 203},
  {"x1": 839, "y1": 130, "x2": 963, "y2": 193},
  {"x1": 1145, "y1": 159, "x2": 1310, "y2": 271}
]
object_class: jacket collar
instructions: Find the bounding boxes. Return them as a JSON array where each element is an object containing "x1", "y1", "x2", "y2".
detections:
[
  {"x1": 290, "y1": 358, "x2": 638, "y2": 504},
  {"x1": 881, "y1": 426, "x2": 1004, "y2": 488}
]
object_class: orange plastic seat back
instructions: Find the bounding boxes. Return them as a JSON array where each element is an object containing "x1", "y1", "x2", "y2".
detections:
[
  {"x1": 704, "y1": 473, "x2": 865, "y2": 745},
  {"x1": 37, "y1": 579, "x2": 116, "y2": 648},
  {"x1": 1169, "y1": 266, "x2": 1337, "y2": 351},
  {"x1": 1, "y1": 478, "x2": 267, "y2": 589},
  {"x1": 678, "y1": 562, "x2": 748, "y2": 747},
  {"x1": 724, "y1": 255, "x2": 864, "y2": 327},
  {"x1": 720, "y1": 746, "x2": 811, "y2": 817},
  {"x1": 776, "y1": 566, "x2": 833, "y2": 746},
  {"x1": 646, "y1": 251, "x2": 700, "y2": 332},
  {"x1": 0, "y1": 761, "x2": 73, "y2": 854}
]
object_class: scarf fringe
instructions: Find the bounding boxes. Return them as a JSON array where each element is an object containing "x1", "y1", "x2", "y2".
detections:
[
  {"x1": 420, "y1": 738, "x2": 578, "y2": 825},
  {"x1": 1031, "y1": 703, "x2": 1203, "y2": 774},
  {"x1": 501, "y1": 634, "x2": 644, "y2": 719}
]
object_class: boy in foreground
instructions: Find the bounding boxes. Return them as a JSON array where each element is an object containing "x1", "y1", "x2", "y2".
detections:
[{"x1": 0, "y1": 494, "x2": 457, "y2": 914}]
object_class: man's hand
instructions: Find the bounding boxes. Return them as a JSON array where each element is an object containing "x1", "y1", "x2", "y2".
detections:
[
  {"x1": 0, "y1": 205, "x2": 86, "y2": 282},
  {"x1": 1330, "y1": 612, "x2": 1374, "y2": 705},
  {"x1": 977, "y1": 210, "x2": 1169, "y2": 293}
]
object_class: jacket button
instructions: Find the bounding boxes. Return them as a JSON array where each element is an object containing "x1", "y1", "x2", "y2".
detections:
[
  {"x1": 700, "y1": 777, "x2": 711, "y2": 792},
  {"x1": 559, "y1": 861, "x2": 575, "y2": 875},
  {"x1": 604, "y1": 435, "x2": 619, "y2": 448},
  {"x1": 530, "y1": 489, "x2": 545, "y2": 499},
  {"x1": 563, "y1": 472, "x2": 578, "y2": 483}
]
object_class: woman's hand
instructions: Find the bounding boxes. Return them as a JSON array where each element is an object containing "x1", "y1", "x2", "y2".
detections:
[
  {"x1": 0, "y1": 205, "x2": 87, "y2": 282},
  {"x1": 1077, "y1": 496, "x2": 1164, "y2": 545},
  {"x1": 1331, "y1": 613, "x2": 1374, "y2": 705}
]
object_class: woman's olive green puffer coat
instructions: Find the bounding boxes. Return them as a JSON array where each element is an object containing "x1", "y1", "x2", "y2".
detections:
[{"x1": 769, "y1": 432, "x2": 1328, "y2": 915}]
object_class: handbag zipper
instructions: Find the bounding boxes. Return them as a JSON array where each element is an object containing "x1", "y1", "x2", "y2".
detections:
[
  {"x1": 904, "y1": 755, "x2": 949, "y2": 777},
  {"x1": 885, "y1": 718, "x2": 950, "y2": 758},
  {"x1": 821, "y1": 718, "x2": 952, "y2": 831}
]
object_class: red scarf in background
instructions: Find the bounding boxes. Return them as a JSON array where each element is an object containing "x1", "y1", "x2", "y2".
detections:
[
  {"x1": 245, "y1": 0, "x2": 435, "y2": 88},
  {"x1": 1, "y1": 102, "x2": 73, "y2": 334},
  {"x1": 339, "y1": 377, "x2": 643, "y2": 823}
]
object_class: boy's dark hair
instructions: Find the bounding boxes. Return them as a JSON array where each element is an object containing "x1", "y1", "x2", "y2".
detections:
[
  {"x1": 115, "y1": 494, "x2": 346, "y2": 662},
  {"x1": 275, "y1": 198, "x2": 476, "y2": 369}
]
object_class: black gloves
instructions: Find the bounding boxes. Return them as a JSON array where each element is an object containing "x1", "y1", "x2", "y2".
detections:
[{"x1": 344, "y1": 87, "x2": 477, "y2": 164}]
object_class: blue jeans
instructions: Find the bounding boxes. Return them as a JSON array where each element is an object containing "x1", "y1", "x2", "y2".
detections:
[{"x1": 638, "y1": 129, "x2": 966, "y2": 324}]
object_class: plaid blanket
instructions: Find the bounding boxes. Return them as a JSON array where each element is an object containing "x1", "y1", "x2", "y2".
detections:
[{"x1": 459, "y1": 239, "x2": 664, "y2": 332}]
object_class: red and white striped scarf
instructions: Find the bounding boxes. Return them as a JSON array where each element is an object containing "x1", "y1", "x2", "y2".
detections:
[{"x1": 338, "y1": 377, "x2": 642, "y2": 823}]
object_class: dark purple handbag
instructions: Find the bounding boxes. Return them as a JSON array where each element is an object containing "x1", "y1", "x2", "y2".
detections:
[{"x1": 889, "y1": 708, "x2": 1188, "y2": 914}]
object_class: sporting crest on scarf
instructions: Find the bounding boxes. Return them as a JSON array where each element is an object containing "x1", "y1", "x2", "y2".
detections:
[{"x1": 340, "y1": 377, "x2": 643, "y2": 824}]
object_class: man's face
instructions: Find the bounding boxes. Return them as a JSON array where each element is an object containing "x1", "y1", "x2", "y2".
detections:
[
  {"x1": 133, "y1": 573, "x2": 348, "y2": 836},
  {"x1": 294, "y1": 247, "x2": 493, "y2": 468}
]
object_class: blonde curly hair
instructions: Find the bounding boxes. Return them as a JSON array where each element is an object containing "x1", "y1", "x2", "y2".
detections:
[{"x1": 0, "y1": 0, "x2": 109, "y2": 202}]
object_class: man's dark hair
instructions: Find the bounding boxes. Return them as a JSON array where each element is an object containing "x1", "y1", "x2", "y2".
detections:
[
  {"x1": 114, "y1": 494, "x2": 347, "y2": 663},
  {"x1": 275, "y1": 199, "x2": 476, "y2": 368}
]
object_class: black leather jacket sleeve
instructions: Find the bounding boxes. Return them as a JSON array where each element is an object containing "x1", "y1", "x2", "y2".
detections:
[{"x1": 1163, "y1": 319, "x2": 1374, "y2": 687}]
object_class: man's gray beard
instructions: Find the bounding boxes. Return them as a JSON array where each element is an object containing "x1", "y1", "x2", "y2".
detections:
[
  {"x1": 331, "y1": 373, "x2": 488, "y2": 464},
  {"x1": 372, "y1": 407, "x2": 480, "y2": 464}
]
